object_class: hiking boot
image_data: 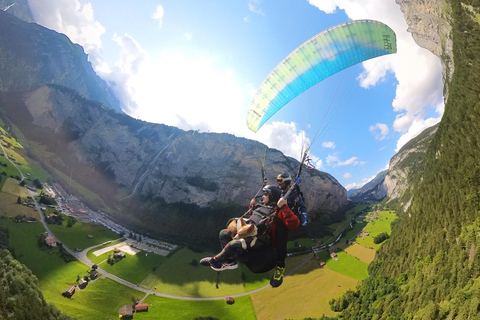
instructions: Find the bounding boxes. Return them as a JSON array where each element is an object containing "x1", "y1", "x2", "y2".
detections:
[
  {"x1": 270, "y1": 266, "x2": 285, "y2": 288},
  {"x1": 200, "y1": 257, "x2": 213, "y2": 266},
  {"x1": 210, "y1": 259, "x2": 238, "y2": 271}
]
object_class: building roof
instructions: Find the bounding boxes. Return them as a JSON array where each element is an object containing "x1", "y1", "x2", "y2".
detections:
[
  {"x1": 45, "y1": 235, "x2": 57, "y2": 245},
  {"x1": 119, "y1": 305, "x2": 133, "y2": 316},
  {"x1": 135, "y1": 303, "x2": 148, "y2": 311}
]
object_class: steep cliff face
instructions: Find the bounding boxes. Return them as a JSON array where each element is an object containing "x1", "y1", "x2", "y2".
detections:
[
  {"x1": 0, "y1": 10, "x2": 121, "y2": 112},
  {"x1": 395, "y1": 0, "x2": 454, "y2": 94},
  {"x1": 14, "y1": 85, "x2": 348, "y2": 213},
  {"x1": 383, "y1": 124, "x2": 438, "y2": 208}
]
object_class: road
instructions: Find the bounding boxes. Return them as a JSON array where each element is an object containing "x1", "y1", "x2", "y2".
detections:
[{"x1": 2, "y1": 144, "x2": 323, "y2": 301}]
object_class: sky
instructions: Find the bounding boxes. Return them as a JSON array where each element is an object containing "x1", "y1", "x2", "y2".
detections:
[{"x1": 26, "y1": 0, "x2": 444, "y2": 190}]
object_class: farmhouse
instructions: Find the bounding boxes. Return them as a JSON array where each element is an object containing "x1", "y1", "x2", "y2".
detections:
[
  {"x1": 45, "y1": 235, "x2": 58, "y2": 247},
  {"x1": 226, "y1": 297, "x2": 235, "y2": 304},
  {"x1": 118, "y1": 305, "x2": 134, "y2": 319},
  {"x1": 330, "y1": 252, "x2": 338, "y2": 260},
  {"x1": 62, "y1": 285, "x2": 76, "y2": 298},
  {"x1": 90, "y1": 269, "x2": 98, "y2": 279},
  {"x1": 78, "y1": 278, "x2": 88, "y2": 289},
  {"x1": 135, "y1": 303, "x2": 148, "y2": 312}
]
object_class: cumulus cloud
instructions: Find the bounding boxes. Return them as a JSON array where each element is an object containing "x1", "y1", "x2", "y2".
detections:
[
  {"x1": 252, "y1": 121, "x2": 310, "y2": 160},
  {"x1": 152, "y1": 5, "x2": 164, "y2": 28},
  {"x1": 325, "y1": 152, "x2": 366, "y2": 167},
  {"x1": 369, "y1": 123, "x2": 389, "y2": 140},
  {"x1": 343, "y1": 172, "x2": 352, "y2": 179},
  {"x1": 322, "y1": 141, "x2": 336, "y2": 149}
]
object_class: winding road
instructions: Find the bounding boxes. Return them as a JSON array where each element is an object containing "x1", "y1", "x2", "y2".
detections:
[{"x1": 2, "y1": 144, "x2": 321, "y2": 301}]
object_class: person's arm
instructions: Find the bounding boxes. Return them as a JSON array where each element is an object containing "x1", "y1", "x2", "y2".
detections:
[
  {"x1": 297, "y1": 194, "x2": 308, "y2": 226},
  {"x1": 276, "y1": 199, "x2": 300, "y2": 230}
]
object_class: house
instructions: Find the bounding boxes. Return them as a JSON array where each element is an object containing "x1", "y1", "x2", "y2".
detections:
[
  {"x1": 90, "y1": 269, "x2": 98, "y2": 280},
  {"x1": 330, "y1": 252, "x2": 338, "y2": 260},
  {"x1": 45, "y1": 235, "x2": 58, "y2": 247},
  {"x1": 78, "y1": 278, "x2": 88, "y2": 289},
  {"x1": 62, "y1": 285, "x2": 76, "y2": 298},
  {"x1": 118, "y1": 305, "x2": 134, "y2": 319},
  {"x1": 135, "y1": 303, "x2": 148, "y2": 312},
  {"x1": 320, "y1": 261, "x2": 326, "y2": 266},
  {"x1": 226, "y1": 297, "x2": 235, "y2": 305}
]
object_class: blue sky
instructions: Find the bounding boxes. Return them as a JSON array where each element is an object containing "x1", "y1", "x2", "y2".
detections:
[{"x1": 26, "y1": 0, "x2": 444, "y2": 190}]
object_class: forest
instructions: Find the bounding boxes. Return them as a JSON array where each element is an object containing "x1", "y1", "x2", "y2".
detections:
[
  {"x1": 319, "y1": 1, "x2": 480, "y2": 319},
  {"x1": 0, "y1": 226, "x2": 73, "y2": 320}
]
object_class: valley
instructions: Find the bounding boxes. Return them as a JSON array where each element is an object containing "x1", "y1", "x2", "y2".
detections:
[{"x1": 0, "y1": 151, "x2": 395, "y2": 319}]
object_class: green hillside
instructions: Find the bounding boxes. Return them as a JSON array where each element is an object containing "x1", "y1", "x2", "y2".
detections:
[{"x1": 325, "y1": 1, "x2": 480, "y2": 319}]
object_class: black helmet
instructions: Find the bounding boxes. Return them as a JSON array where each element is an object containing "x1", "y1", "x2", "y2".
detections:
[
  {"x1": 276, "y1": 172, "x2": 292, "y2": 186},
  {"x1": 262, "y1": 185, "x2": 282, "y2": 204}
]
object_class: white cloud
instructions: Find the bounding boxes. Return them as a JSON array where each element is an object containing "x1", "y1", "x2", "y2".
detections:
[
  {"x1": 248, "y1": 0, "x2": 265, "y2": 16},
  {"x1": 325, "y1": 152, "x2": 365, "y2": 167},
  {"x1": 369, "y1": 123, "x2": 389, "y2": 140},
  {"x1": 338, "y1": 157, "x2": 365, "y2": 166},
  {"x1": 252, "y1": 121, "x2": 310, "y2": 161},
  {"x1": 152, "y1": 5, "x2": 164, "y2": 28},
  {"x1": 322, "y1": 141, "x2": 336, "y2": 149},
  {"x1": 184, "y1": 33, "x2": 193, "y2": 41},
  {"x1": 28, "y1": 0, "x2": 106, "y2": 66},
  {"x1": 343, "y1": 172, "x2": 352, "y2": 179}
]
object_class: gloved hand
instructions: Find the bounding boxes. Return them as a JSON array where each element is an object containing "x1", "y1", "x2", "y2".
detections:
[{"x1": 299, "y1": 208, "x2": 308, "y2": 226}]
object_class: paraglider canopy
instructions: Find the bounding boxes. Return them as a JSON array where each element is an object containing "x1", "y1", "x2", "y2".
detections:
[{"x1": 246, "y1": 19, "x2": 397, "y2": 133}]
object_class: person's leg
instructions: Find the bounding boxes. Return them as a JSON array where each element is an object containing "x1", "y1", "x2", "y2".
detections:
[
  {"x1": 200, "y1": 229, "x2": 232, "y2": 267},
  {"x1": 271, "y1": 222, "x2": 288, "y2": 287}
]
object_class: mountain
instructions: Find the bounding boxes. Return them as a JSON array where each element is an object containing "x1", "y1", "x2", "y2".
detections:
[
  {"x1": 347, "y1": 169, "x2": 388, "y2": 201},
  {"x1": 0, "y1": 0, "x2": 34, "y2": 22},
  {"x1": 348, "y1": 124, "x2": 438, "y2": 205},
  {"x1": 325, "y1": 0, "x2": 480, "y2": 318},
  {"x1": 0, "y1": 9, "x2": 121, "y2": 113},
  {"x1": 0, "y1": 10, "x2": 348, "y2": 249}
]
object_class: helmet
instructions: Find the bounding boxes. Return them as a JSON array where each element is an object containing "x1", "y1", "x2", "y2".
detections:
[
  {"x1": 262, "y1": 185, "x2": 282, "y2": 204},
  {"x1": 276, "y1": 172, "x2": 292, "y2": 186}
]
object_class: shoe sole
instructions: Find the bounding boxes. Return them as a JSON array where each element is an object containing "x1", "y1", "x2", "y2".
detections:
[
  {"x1": 200, "y1": 257, "x2": 212, "y2": 266},
  {"x1": 211, "y1": 264, "x2": 239, "y2": 271}
]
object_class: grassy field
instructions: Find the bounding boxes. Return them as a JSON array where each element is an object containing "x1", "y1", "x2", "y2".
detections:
[
  {"x1": 0, "y1": 181, "x2": 38, "y2": 219},
  {"x1": 136, "y1": 295, "x2": 257, "y2": 320},
  {"x1": 251, "y1": 257, "x2": 360, "y2": 320},
  {"x1": 140, "y1": 247, "x2": 270, "y2": 297},
  {"x1": 48, "y1": 219, "x2": 121, "y2": 250},
  {"x1": 354, "y1": 211, "x2": 397, "y2": 250},
  {"x1": 97, "y1": 249, "x2": 168, "y2": 285},
  {"x1": 341, "y1": 242, "x2": 376, "y2": 264},
  {"x1": 0, "y1": 173, "x2": 397, "y2": 320}
]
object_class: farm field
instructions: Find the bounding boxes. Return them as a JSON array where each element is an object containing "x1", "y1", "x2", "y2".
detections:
[
  {"x1": 251, "y1": 257, "x2": 359, "y2": 319},
  {"x1": 136, "y1": 295, "x2": 257, "y2": 320},
  {"x1": 342, "y1": 242, "x2": 376, "y2": 264},
  {"x1": 0, "y1": 175, "x2": 397, "y2": 320}
]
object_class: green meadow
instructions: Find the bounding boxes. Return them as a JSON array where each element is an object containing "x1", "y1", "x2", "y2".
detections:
[
  {"x1": 48, "y1": 219, "x2": 121, "y2": 250},
  {"x1": 355, "y1": 210, "x2": 397, "y2": 249},
  {"x1": 0, "y1": 178, "x2": 398, "y2": 320},
  {"x1": 136, "y1": 295, "x2": 257, "y2": 320}
]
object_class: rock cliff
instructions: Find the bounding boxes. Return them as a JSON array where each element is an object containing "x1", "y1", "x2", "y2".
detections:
[
  {"x1": 0, "y1": 6, "x2": 348, "y2": 246},
  {"x1": 0, "y1": 10, "x2": 121, "y2": 112}
]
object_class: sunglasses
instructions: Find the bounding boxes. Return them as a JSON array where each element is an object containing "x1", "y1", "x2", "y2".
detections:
[{"x1": 277, "y1": 178, "x2": 287, "y2": 183}]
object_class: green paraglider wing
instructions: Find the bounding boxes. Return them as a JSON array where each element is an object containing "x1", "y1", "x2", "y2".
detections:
[{"x1": 246, "y1": 20, "x2": 397, "y2": 132}]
